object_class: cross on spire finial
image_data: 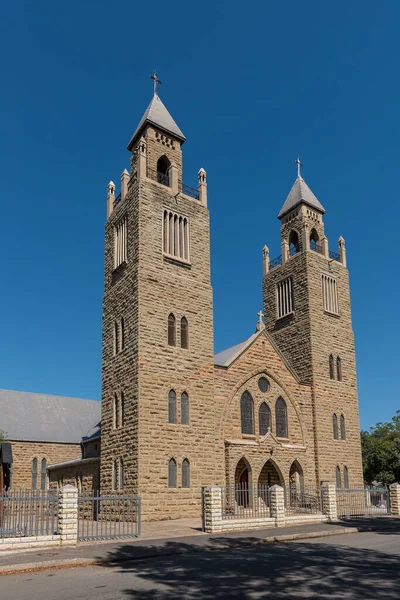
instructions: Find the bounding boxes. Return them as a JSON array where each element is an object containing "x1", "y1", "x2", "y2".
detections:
[
  {"x1": 295, "y1": 156, "x2": 303, "y2": 178},
  {"x1": 150, "y1": 70, "x2": 162, "y2": 95},
  {"x1": 257, "y1": 310, "x2": 264, "y2": 323}
]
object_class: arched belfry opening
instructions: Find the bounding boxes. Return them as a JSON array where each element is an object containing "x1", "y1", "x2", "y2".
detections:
[
  {"x1": 289, "y1": 230, "x2": 300, "y2": 256},
  {"x1": 310, "y1": 228, "x2": 320, "y2": 251},
  {"x1": 156, "y1": 155, "x2": 171, "y2": 186}
]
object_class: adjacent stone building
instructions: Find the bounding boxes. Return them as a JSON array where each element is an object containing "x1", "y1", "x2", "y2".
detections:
[
  {"x1": 100, "y1": 87, "x2": 364, "y2": 520},
  {"x1": 0, "y1": 389, "x2": 100, "y2": 491}
]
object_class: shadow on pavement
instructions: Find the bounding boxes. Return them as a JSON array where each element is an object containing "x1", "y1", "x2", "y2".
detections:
[{"x1": 99, "y1": 531, "x2": 400, "y2": 599}]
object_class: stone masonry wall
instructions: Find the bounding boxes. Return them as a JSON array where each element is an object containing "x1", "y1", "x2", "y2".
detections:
[
  {"x1": 10, "y1": 440, "x2": 81, "y2": 489},
  {"x1": 49, "y1": 459, "x2": 100, "y2": 493},
  {"x1": 213, "y1": 333, "x2": 317, "y2": 488}
]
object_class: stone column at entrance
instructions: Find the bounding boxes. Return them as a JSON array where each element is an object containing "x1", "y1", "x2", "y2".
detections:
[
  {"x1": 203, "y1": 486, "x2": 222, "y2": 533},
  {"x1": 389, "y1": 483, "x2": 400, "y2": 516},
  {"x1": 321, "y1": 482, "x2": 338, "y2": 521},
  {"x1": 58, "y1": 484, "x2": 78, "y2": 545},
  {"x1": 269, "y1": 485, "x2": 285, "y2": 526}
]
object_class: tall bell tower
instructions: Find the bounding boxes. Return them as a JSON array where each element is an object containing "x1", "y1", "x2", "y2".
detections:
[
  {"x1": 262, "y1": 161, "x2": 363, "y2": 487},
  {"x1": 100, "y1": 76, "x2": 222, "y2": 519}
]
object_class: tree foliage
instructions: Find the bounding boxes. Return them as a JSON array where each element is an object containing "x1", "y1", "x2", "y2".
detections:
[{"x1": 362, "y1": 410, "x2": 400, "y2": 485}]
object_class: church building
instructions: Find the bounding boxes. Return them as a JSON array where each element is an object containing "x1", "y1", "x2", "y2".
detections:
[
  {"x1": 2, "y1": 80, "x2": 364, "y2": 523},
  {"x1": 97, "y1": 81, "x2": 364, "y2": 521}
]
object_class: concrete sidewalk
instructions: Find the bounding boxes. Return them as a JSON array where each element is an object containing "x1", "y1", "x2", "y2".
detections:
[{"x1": 0, "y1": 516, "x2": 399, "y2": 575}]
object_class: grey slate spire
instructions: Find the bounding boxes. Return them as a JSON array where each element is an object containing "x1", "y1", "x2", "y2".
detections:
[
  {"x1": 127, "y1": 94, "x2": 186, "y2": 150},
  {"x1": 278, "y1": 176, "x2": 325, "y2": 219}
]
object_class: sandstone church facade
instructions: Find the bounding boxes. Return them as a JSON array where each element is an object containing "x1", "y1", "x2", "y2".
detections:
[{"x1": 97, "y1": 88, "x2": 364, "y2": 521}]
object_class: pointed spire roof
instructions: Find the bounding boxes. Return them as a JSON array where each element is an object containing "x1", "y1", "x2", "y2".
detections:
[
  {"x1": 127, "y1": 94, "x2": 186, "y2": 150},
  {"x1": 278, "y1": 176, "x2": 325, "y2": 219}
]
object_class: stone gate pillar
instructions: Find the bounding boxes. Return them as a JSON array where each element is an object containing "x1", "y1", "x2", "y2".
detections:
[
  {"x1": 203, "y1": 486, "x2": 222, "y2": 533},
  {"x1": 270, "y1": 485, "x2": 285, "y2": 526},
  {"x1": 58, "y1": 484, "x2": 78, "y2": 545},
  {"x1": 321, "y1": 482, "x2": 338, "y2": 521},
  {"x1": 389, "y1": 483, "x2": 400, "y2": 515}
]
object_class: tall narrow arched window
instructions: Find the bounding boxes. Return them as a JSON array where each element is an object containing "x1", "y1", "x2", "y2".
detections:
[
  {"x1": 168, "y1": 313, "x2": 176, "y2": 346},
  {"x1": 309, "y1": 228, "x2": 319, "y2": 251},
  {"x1": 168, "y1": 458, "x2": 177, "y2": 488},
  {"x1": 31, "y1": 458, "x2": 38, "y2": 490},
  {"x1": 156, "y1": 156, "x2": 171, "y2": 186},
  {"x1": 336, "y1": 357, "x2": 342, "y2": 381},
  {"x1": 289, "y1": 230, "x2": 299, "y2": 256},
  {"x1": 119, "y1": 459, "x2": 124, "y2": 490},
  {"x1": 120, "y1": 317, "x2": 125, "y2": 351},
  {"x1": 113, "y1": 394, "x2": 119, "y2": 429},
  {"x1": 336, "y1": 466, "x2": 341, "y2": 489},
  {"x1": 329, "y1": 355, "x2": 335, "y2": 379},
  {"x1": 181, "y1": 392, "x2": 189, "y2": 425},
  {"x1": 240, "y1": 391, "x2": 254, "y2": 435},
  {"x1": 333, "y1": 414, "x2": 338, "y2": 439},
  {"x1": 343, "y1": 466, "x2": 349, "y2": 489},
  {"x1": 258, "y1": 402, "x2": 271, "y2": 436},
  {"x1": 181, "y1": 317, "x2": 189, "y2": 349},
  {"x1": 112, "y1": 460, "x2": 118, "y2": 491},
  {"x1": 168, "y1": 390, "x2": 177, "y2": 424},
  {"x1": 120, "y1": 391, "x2": 125, "y2": 428},
  {"x1": 275, "y1": 397, "x2": 288, "y2": 438},
  {"x1": 114, "y1": 321, "x2": 119, "y2": 356},
  {"x1": 40, "y1": 458, "x2": 47, "y2": 491},
  {"x1": 340, "y1": 414, "x2": 346, "y2": 440},
  {"x1": 182, "y1": 459, "x2": 190, "y2": 488}
]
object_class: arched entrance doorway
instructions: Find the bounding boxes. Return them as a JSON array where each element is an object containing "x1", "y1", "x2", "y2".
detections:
[
  {"x1": 235, "y1": 457, "x2": 251, "y2": 508},
  {"x1": 289, "y1": 460, "x2": 304, "y2": 492},
  {"x1": 258, "y1": 459, "x2": 284, "y2": 508}
]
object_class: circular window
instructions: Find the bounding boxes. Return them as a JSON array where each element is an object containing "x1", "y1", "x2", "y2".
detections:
[{"x1": 258, "y1": 377, "x2": 270, "y2": 393}]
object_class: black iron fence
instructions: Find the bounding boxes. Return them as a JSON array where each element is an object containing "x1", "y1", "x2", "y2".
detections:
[
  {"x1": 221, "y1": 485, "x2": 272, "y2": 520},
  {"x1": 270, "y1": 255, "x2": 282, "y2": 269},
  {"x1": 0, "y1": 489, "x2": 58, "y2": 538},
  {"x1": 113, "y1": 192, "x2": 122, "y2": 208},
  {"x1": 181, "y1": 183, "x2": 199, "y2": 200},
  {"x1": 78, "y1": 492, "x2": 141, "y2": 542},
  {"x1": 147, "y1": 168, "x2": 170, "y2": 187},
  {"x1": 285, "y1": 485, "x2": 322, "y2": 516},
  {"x1": 329, "y1": 249, "x2": 340, "y2": 261},
  {"x1": 336, "y1": 488, "x2": 390, "y2": 517}
]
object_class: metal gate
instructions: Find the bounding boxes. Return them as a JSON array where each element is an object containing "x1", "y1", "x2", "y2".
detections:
[
  {"x1": 78, "y1": 493, "x2": 141, "y2": 542},
  {"x1": 336, "y1": 488, "x2": 390, "y2": 517}
]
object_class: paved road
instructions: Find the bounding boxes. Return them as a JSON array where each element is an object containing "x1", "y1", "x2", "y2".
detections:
[{"x1": 1, "y1": 532, "x2": 399, "y2": 599}]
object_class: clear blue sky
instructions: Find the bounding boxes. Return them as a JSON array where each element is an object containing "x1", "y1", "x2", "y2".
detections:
[{"x1": 0, "y1": 1, "x2": 398, "y2": 430}]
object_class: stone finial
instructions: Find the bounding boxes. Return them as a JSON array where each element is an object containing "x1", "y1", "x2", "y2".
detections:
[
  {"x1": 107, "y1": 181, "x2": 116, "y2": 196},
  {"x1": 262, "y1": 246, "x2": 270, "y2": 274},
  {"x1": 198, "y1": 167, "x2": 207, "y2": 184},
  {"x1": 107, "y1": 181, "x2": 116, "y2": 218},
  {"x1": 256, "y1": 310, "x2": 265, "y2": 332},
  {"x1": 338, "y1": 236, "x2": 347, "y2": 267},
  {"x1": 121, "y1": 169, "x2": 130, "y2": 201},
  {"x1": 198, "y1": 168, "x2": 207, "y2": 207}
]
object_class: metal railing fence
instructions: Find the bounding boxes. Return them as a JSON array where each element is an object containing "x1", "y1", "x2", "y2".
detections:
[
  {"x1": 285, "y1": 485, "x2": 322, "y2": 516},
  {"x1": 221, "y1": 484, "x2": 272, "y2": 520},
  {"x1": 147, "y1": 168, "x2": 170, "y2": 187},
  {"x1": 181, "y1": 183, "x2": 199, "y2": 200},
  {"x1": 0, "y1": 489, "x2": 58, "y2": 538},
  {"x1": 336, "y1": 488, "x2": 390, "y2": 517},
  {"x1": 78, "y1": 492, "x2": 141, "y2": 541}
]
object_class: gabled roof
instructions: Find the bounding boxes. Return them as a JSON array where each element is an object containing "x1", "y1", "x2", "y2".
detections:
[
  {"x1": 0, "y1": 389, "x2": 101, "y2": 444},
  {"x1": 127, "y1": 94, "x2": 186, "y2": 150},
  {"x1": 278, "y1": 176, "x2": 325, "y2": 219},
  {"x1": 214, "y1": 332, "x2": 260, "y2": 367}
]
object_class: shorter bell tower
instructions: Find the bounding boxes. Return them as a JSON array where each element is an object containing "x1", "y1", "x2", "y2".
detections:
[{"x1": 262, "y1": 160, "x2": 363, "y2": 486}]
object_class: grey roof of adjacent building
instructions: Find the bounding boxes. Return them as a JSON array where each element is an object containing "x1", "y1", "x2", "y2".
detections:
[
  {"x1": 82, "y1": 421, "x2": 101, "y2": 442},
  {"x1": 278, "y1": 176, "x2": 325, "y2": 219},
  {"x1": 0, "y1": 389, "x2": 101, "y2": 444},
  {"x1": 214, "y1": 332, "x2": 260, "y2": 367},
  {"x1": 127, "y1": 94, "x2": 186, "y2": 150},
  {"x1": 47, "y1": 456, "x2": 100, "y2": 470}
]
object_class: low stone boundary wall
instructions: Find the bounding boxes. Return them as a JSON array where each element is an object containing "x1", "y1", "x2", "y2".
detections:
[
  {"x1": 203, "y1": 482, "x2": 400, "y2": 533},
  {"x1": 0, "y1": 535, "x2": 60, "y2": 552}
]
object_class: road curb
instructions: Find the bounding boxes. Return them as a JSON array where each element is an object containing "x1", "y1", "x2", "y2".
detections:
[{"x1": 0, "y1": 526, "x2": 362, "y2": 575}]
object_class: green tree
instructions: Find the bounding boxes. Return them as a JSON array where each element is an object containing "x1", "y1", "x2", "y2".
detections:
[{"x1": 362, "y1": 410, "x2": 400, "y2": 485}]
